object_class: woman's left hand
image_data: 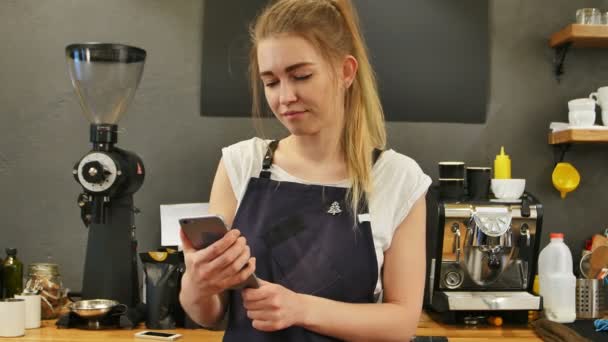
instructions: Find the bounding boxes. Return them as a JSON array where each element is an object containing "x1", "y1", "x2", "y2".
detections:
[{"x1": 242, "y1": 279, "x2": 305, "y2": 332}]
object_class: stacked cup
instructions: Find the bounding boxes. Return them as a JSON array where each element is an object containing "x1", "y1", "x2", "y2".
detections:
[
  {"x1": 0, "y1": 294, "x2": 42, "y2": 337},
  {"x1": 438, "y1": 162, "x2": 465, "y2": 201},
  {"x1": 568, "y1": 98, "x2": 596, "y2": 127},
  {"x1": 0, "y1": 298, "x2": 25, "y2": 337},
  {"x1": 589, "y1": 86, "x2": 608, "y2": 126}
]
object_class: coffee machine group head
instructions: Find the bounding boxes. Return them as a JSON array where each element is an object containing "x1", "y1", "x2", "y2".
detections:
[
  {"x1": 66, "y1": 43, "x2": 146, "y2": 307},
  {"x1": 424, "y1": 186, "x2": 543, "y2": 321}
]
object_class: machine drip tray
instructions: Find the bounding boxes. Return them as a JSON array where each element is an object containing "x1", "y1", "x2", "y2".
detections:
[{"x1": 438, "y1": 291, "x2": 541, "y2": 311}]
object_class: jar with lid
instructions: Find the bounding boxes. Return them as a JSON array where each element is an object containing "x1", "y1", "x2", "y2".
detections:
[{"x1": 24, "y1": 263, "x2": 67, "y2": 319}]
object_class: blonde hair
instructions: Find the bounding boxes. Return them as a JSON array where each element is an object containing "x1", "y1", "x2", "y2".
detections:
[{"x1": 249, "y1": 0, "x2": 386, "y2": 214}]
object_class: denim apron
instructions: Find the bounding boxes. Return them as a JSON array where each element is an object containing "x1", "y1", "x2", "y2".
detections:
[{"x1": 224, "y1": 140, "x2": 381, "y2": 341}]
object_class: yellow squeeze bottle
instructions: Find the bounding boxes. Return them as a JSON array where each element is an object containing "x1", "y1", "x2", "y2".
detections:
[{"x1": 494, "y1": 146, "x2": 511, "y2": 179}]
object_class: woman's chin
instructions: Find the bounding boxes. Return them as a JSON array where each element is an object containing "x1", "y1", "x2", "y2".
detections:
[{"x1": 286, "y1": 126, "x2": 320, "y2": 136}]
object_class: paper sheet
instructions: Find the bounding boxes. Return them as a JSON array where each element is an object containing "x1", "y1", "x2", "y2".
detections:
[{"x1": 160, "y1": 203, "x2": 209, "y2": 246}]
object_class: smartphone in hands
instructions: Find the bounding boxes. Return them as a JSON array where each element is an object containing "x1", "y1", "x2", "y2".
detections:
[{"x1": 179, "y1": 215, "x2": 259, "y2": 289}]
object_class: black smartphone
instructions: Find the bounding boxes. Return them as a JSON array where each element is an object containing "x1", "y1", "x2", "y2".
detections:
[
  {"x1": 179, "y1": 215, "x2": 230, "y2": 250},
  {"x1": 179, "y1": 215, "x2": 260, "y2": 289}
]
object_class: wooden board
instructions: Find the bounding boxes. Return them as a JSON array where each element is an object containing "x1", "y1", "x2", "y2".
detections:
[
  {"x1": 15, "y1": 313, "x2": 542, "y2": 341},
  {"x1": 548, "y1": 129, "x2": 608, "y2": 144},
  {"x1": 550, "y1": 24, "x2": 608, "y2": 48}
]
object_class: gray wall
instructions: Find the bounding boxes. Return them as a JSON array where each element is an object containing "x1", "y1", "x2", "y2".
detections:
[{"x1": 1, "y1": 0, "x2": 607, "y2": 290}]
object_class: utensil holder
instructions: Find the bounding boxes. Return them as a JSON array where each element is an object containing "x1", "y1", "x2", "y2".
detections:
[{"x1": 576, "y1": 279, "x2": 606, "y2": 319}]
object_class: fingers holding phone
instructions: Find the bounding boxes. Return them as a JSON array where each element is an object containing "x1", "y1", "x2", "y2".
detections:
[
  {"x1": 190, "y1": 233, "x2": 255, "y2": 290},
  {"x1": 179, "y1": 216, "x2": 259, "y2": 298},
  {"x1": 210, "y1": 235, "x2": 250, "y2": 274},
  {"x1": 186, "y1": 229, "x2": 241, "y2": 264}
]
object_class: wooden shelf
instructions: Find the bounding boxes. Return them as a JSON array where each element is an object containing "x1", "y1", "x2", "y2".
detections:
[
  {"x1": 550, "y1": 24, "x2": 608, "y2": 48},
  {"x1": 548, "y1": 129, "x2": 608, "y2": 144}
]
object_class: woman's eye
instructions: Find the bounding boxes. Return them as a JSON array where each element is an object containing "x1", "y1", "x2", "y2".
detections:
[
  {"x1": 264, "y1": 80, "x2": 279, "y2": 87},
  {"x1": 294, "y1": 74, "x2": 312, "y2": 81}
]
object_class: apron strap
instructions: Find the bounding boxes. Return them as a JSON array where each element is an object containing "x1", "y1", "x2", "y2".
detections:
[
  {"x1": 260, "y1": 140, "x2": 280, "y2": 179},
  {"x1": 372, "y1": 148, "x2": 383, "y2": 165},
  {"x1": 259, "y1": 140, "x2": 384, "y2": 178}
]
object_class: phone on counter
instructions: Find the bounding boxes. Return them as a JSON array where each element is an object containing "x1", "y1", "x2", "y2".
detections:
[
  {"x1": 134, "y1": 331, "x2": 182, "y2": 341},
  {"x1": 179, "y1": 215, "x2": 260, "y2": 289}
]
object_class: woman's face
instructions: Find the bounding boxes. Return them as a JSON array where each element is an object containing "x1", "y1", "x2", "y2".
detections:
[{"x1": 257, "y1": 35, "x2": 349, "y2": 137}]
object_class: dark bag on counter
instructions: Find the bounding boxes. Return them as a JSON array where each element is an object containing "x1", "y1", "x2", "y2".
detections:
[{"x1": 140, "y1": 251, "x2": 185, "y2": 329}]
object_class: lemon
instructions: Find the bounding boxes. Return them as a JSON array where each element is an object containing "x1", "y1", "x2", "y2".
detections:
[
  {"x1": 552, "y1": 162, "x2": 580, "y2": 199},
  {"x1": 148, "y1": 251, "x2": 168, "y2": 262}
]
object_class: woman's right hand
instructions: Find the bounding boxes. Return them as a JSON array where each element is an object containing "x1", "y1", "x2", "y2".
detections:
[{"x1": 180, "y1": 228, "x2": 256, "y2": 299}]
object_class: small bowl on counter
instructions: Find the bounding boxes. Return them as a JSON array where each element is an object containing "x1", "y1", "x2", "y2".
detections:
[{"x1": 491, "y1": 179, "x2": 526, "y2": 200}]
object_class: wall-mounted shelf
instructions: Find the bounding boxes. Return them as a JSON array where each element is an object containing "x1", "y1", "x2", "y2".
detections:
[
  {"x1": 549, "y1": 24, "x2": 608, "y2": 80},
  {"x1": 548, "y1": 129, "x2": 608, "y2": 144},
  {"x1": 548, "y1": 129, "x2": 608, "y2": 164},
  {"x1": 550, "y1": 24, "x2": 608, "y2": 48}
]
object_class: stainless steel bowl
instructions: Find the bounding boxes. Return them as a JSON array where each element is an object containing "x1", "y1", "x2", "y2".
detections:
[{"x1": 70, "y1": 299, "x2": 119, "y2": 319}]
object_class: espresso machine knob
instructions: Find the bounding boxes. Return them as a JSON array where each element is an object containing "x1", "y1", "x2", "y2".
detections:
[{"x1": 444, "y1": 271, "x2": 463, "y2": 289}]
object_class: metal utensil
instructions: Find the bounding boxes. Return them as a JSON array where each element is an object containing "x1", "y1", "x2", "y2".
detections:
[
  {"x1": 580, "y1": 246, "x2": 608, "y2": 279},
  {"x1": 580, "y1": 252, "x2": 592, "y2": 278},
  {"x1": 69, "y1": 299, "x2": 126, "y2": 329},
  {"x1": 70, "y1": 299, "x2": 119, "y2": 319},
  {"x1": 590, "y1": 246, "x2": 608, "y2": 278}
]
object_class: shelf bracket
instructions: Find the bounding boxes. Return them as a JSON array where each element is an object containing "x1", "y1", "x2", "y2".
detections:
[
  {"x1": 553, "y1": 143, "x2": 571, "y2": 165},
  {"x1": 553, "y1": 42, "x2": 572, "y2": 82}
]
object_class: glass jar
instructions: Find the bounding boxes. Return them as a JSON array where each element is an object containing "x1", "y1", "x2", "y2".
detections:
[
  {"x1": 24, "y1": 263, "x2": 66, "y2": 319},
  {"x1": 576, "y1": 8, "x2": 601, "y2": 25}
]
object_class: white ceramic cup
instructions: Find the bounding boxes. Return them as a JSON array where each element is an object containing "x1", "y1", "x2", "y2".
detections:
[
  {"x1": 0, "y1": 298, "x2": 25, "y2": 337},
  {"x1": 589, "y1": 86, "x2": 608, "y2": 107},
  {"x1": 602, "y1": 110, "x2": 608, "y2": 126},
  {"x1": 568, "y1": 98, "x2": 596, "y2": 111},
  {"x1": 569, "y1": 110, "x2": 596, "y2": 126},
  {"x1": 15, "y1": 294, "x2": 41, "y2": 329}
]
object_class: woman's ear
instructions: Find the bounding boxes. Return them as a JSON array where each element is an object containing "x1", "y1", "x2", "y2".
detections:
[{"x1": 342, "y1": 55, "x2": 358, "y2": 88}]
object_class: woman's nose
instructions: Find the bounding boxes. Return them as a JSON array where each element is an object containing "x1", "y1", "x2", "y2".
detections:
[{"x1": 279, "y1": 82, "x2": 297, "y2": 105}]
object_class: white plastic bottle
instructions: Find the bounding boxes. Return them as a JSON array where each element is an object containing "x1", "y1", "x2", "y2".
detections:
[{"x1": 538, "y1": 233, "x2": 576, "y2": 323}]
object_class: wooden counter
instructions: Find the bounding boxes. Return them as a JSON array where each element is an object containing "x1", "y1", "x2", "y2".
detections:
[{"x1": 7, "y1": 312, "x2": 542, "y2": 341}]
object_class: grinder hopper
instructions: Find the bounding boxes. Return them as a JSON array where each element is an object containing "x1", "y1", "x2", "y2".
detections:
[{"x1": 66, "y1": 43, "x2": 145, "y2": 124}]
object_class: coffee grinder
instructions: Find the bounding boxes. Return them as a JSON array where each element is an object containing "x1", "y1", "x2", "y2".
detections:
[{"x1": 66, "y1": 43, "x2": 146, "y2": 307}]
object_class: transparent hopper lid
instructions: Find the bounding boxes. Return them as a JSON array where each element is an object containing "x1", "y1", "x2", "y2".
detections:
[{"x1": 66, "y1": 43, "x2": 146, "y2": 125}]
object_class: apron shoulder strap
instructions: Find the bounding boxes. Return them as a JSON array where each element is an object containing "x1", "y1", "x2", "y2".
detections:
[
  {"x1": 260, "y1": 143, "x2": 382, "y2": 178},
  {"x1": 359, "y1": 148, "x2": 384, "y2": 215},
  {"x1": 372, "y1": 148, "x2": 383, "y2": 165},
  {"x1": 260, "y1": 139, "x2": 280, "y2": 179}
]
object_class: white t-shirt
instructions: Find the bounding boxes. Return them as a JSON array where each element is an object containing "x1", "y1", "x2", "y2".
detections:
[{"x1": 222, "y1": 137, "x2": 432, "y2": 296}]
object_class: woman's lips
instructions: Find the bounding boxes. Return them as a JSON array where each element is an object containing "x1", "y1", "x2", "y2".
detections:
[{"x1": 282, "y1": 110, "x2": 307, "y2": 118}]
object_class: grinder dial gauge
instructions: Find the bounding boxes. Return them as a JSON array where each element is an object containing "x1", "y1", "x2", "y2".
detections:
[{"x1": 76, "y1": 152, "x2": 119, "y2": 192}]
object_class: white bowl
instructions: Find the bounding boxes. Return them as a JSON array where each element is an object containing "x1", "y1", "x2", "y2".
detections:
[{"x1": 491, "y1": 179, "x2": 526, "y2": 200}]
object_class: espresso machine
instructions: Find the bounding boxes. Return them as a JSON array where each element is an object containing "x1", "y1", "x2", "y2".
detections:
[
  {"x1": 66, "y1": 43, "x2": 146, "y2": 307},
  {"x1": 424, "y1": 186, "x2": 544, "y2": 323}
]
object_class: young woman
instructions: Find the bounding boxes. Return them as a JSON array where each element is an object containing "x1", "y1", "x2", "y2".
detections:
[{"x1": 180, "y1": 0, "x2": 431, "y2": 340}]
